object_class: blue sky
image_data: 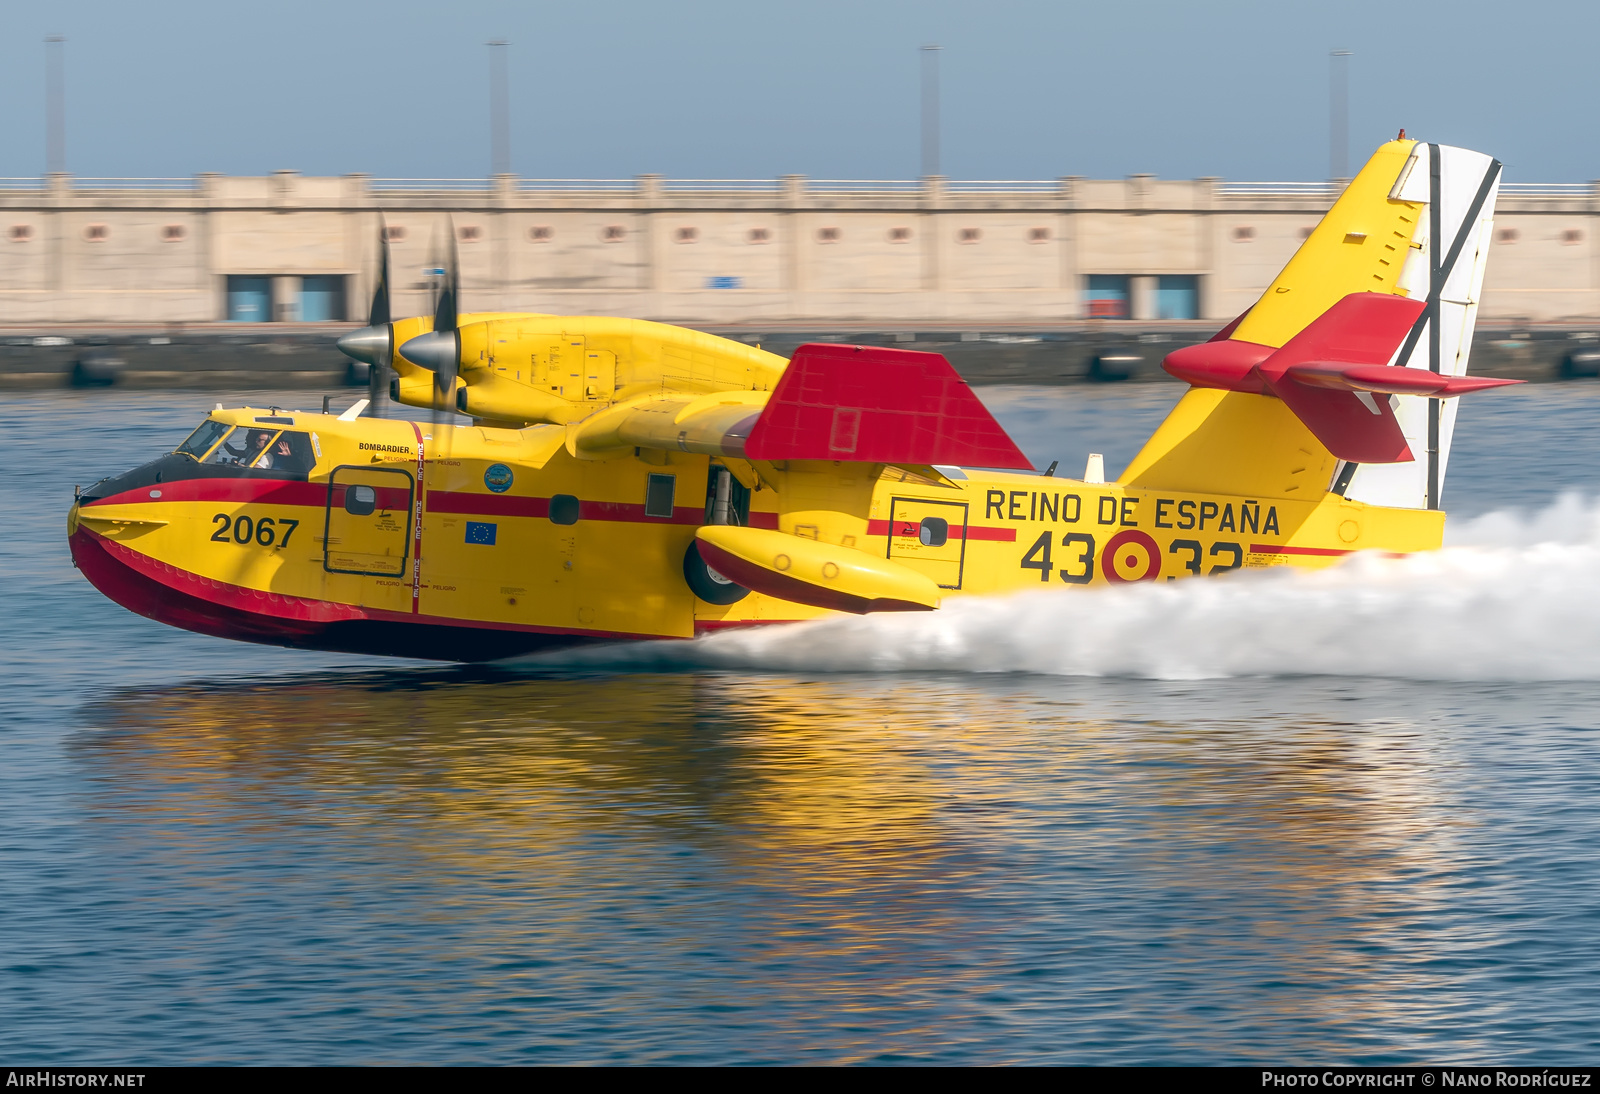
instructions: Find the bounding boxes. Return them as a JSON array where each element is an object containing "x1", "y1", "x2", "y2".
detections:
[{"x1": 1, "y1": 0, "x2": 1593, "y2": 182}]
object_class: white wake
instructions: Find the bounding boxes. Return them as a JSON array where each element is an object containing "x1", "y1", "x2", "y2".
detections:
[{"x1": 528, "y1": 494, "x2": 1600, "y2": 682}]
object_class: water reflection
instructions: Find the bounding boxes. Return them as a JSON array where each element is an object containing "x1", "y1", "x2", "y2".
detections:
[{"x1": 58, "y1": 670, "x2": 1571, "y2": 1062}]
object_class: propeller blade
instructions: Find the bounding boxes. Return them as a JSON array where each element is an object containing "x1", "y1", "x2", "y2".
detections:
[
  {"x1": 433, "y1": 215, "x2": 459, "y2": 336},
  {"x1": 424, "y1": 217, "x2": 462, "y2": 437},
  {"x1": 335, "y1": 215, "x2": 395, "y2": 418},
  {"x1": 368, "y1": 216, "x2": 391, "y2": 327}
]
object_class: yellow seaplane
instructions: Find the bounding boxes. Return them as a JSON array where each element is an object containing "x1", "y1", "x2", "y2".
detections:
[{"x1": 68, "y1": 138, "x2": 1517, "y2": 661}]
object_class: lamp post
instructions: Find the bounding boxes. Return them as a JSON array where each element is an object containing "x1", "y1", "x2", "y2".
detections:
[
  {"x1": 488, "y1": 39, "x2": 510, "y2": 177},
  {"x1": 45, "y1": 35, "x2": 65, "y2": 176},
  {"x1": 921, "y1": 44, "x2": 941, "y2": 179},
  {"x1": 1330, "y1": 49, "x2": 1352, "y2": 181}
]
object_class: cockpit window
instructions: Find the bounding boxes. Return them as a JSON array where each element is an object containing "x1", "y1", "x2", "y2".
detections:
[
  {"x1": 176, "y1": 420, "x2": 232, "y2": 462},
  {"x1": 252, "y1": 431, "x2": 316, "y2": 473},
  {"x1": 200, "y1": 428, "x2": 316, "y2": 473},
  {"x1": 204, "y1": 427, "x2": 271, "y2": 466}
]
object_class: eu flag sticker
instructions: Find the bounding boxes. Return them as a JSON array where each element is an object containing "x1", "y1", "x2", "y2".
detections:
[{"x1": 465, "y1": 521, "x2": 497, "y2": 545}]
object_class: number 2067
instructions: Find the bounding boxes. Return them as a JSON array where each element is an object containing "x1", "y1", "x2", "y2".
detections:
[{"x1": 210, "y1": 513, "x2": 299, "y2": 548}]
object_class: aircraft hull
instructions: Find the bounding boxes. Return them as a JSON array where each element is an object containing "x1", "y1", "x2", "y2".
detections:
[{"x1": 69, "y1": 521, "x2": 634, "y2": 661}]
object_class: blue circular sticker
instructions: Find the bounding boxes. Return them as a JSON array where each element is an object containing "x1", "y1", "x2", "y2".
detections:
[{"x1": 484, "y1": 463, "x2": 514, "y2": 493}]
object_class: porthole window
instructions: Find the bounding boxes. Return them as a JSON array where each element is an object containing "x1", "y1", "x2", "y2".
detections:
[
  {"x1": 887, "y1": 227, "x2": 912, "y2": 243},
  {"x1": 162, "y1": 224, "x2": 186, "y2": 242},
  {"x1": 344, "y1": 484, "x2": 377, "y2": 517},
  {"x1": 816, "y1": 227, "x2": 841, "y2": 243},
  {"x1": 1232, "y1": 226, "x2": 1256, "y2": 242},
  {"x1": 458, "y1": 225, "x2": 482, "y2": 242},
  {"x1": 528, "y1": 225, "x2": 553, "y2": 242},
  {"x1": 548, "y1": 493, "x2": 580, "y2": 525},
  {"x1": 957, "y1": 227, "x2": 982, "y2": 244},
  {"x1": 9, "y1": 224, "x2": 34, "y2": 242},
  {"x1": 1028, "y1": 227, "x2": 1051, "y2": 243},
  {"x1": 675, "y1": 226, "x2": 699, "y2": 244},
  {"x1": 600, "y1": 225, "x2": 626, "y2": 243},
  {"x1": 1498, "y1": 228, "x2": 1520, "y2": 244},
  {"x1": 382, "y1": 226, "x2": 407, "y2": 242},
  {"x1": 1563, "y1": 229, "x2": 1584, "y2": 245},
  {"x1": 919, "y1": 516, "x2": 949, "y2": 547},
  {"x1": 84, "y1": 223, "x2": 109, "y2": 242},
  {"x1": 747, "y1": 227, "x2": 771, "y2": 244}
]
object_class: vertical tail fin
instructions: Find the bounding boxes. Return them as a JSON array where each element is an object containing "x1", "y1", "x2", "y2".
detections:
[
  {"x1": 1339, "y1": 144, "x2": 1502, "y2": 509},
  {"x1": 1122, "y1": 139, "x2": 1503, "y2": 508}
]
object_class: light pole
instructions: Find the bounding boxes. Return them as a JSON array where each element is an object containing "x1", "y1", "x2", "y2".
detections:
[
  {"x1": 488, "y1": 39, "x2": 510, "y2": 177},
  {"x1": 921, "y1": 44, "x2": 941, "y2": 179},
  {"x1": 45, "y1": 35, "x2": 65, "y2": 176},
  {"x1": 1330, "y1": 49, "x2": 1351, "y2": 181}
]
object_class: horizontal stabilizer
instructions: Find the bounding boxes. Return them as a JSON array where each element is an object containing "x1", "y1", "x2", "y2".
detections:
[
  {"x1": 743, "y1": 344, "x2": 1032, "y2": 469},
  {"x1": 1284, "y1": 364, "x2": 1521, "y2": 397},
  {"x1": 1161, "y1": 292, "x2": 1520, "y2": 464},
  {"x1": 695, "y1": 526, "x2": 940, "y2": 614}
]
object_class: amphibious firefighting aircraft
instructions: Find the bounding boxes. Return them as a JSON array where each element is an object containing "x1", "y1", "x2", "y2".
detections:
[{"x1": 69, "y1": 139, "x2": 1517, "y2": 660}]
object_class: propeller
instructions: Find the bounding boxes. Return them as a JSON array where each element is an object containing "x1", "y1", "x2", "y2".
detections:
[
  {"x1": 399, "y1": 217, "x2": 464, "y2": 435},
  {"x1": 334, "y1": 215, "x2": 393, "y2": 417}
]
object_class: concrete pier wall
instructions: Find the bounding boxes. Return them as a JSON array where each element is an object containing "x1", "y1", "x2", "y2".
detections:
[{"x1": 3, "y1": 174, "x2": 1598, "y2": 326}]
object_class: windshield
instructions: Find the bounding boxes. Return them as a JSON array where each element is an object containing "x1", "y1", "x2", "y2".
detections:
[
  {"x1": 175, "y1": 420, "x2": 232, "y2": 462},
  {"x1": 201, "y1": 428, "x2": 316, "y2": 473}
]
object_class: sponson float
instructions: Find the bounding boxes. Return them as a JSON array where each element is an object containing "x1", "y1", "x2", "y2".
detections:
[{"x1": 70, "y1": 137, "x2": 1517, "y2": 661}]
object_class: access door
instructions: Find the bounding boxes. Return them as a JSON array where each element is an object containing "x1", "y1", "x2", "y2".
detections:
[
  {"x1": 226, "y1": 276, "x2": 271, "y2": 322},
  {"x1": 888, "y1": 497, "x2": 968, "y2": 589},
  {"x1": 324, "y1": 466, "x2": 414, "y2": 577}
]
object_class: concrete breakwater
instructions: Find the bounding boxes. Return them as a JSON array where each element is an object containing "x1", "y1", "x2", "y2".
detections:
[{"x1": 2, "y1": 321, "x2": 1596, "y2": 391}]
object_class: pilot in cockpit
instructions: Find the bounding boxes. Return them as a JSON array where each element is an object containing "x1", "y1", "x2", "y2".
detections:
[
  {"x1": 254, "y1": 435, "x2": 294, "y2": 470},
  {"x1": 222, "y1": 430, "x2": 279, "y2": 467}
]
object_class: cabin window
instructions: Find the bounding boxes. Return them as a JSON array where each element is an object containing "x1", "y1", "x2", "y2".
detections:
[
  {"x1": 549, "y1": 494, "x2": 580, "y2": 525},
  {"x1": 919, "y1": 517, "x2": 949, "y2": 547},
  {"x1": 644, "y1": 474, "x2": 676, "y2": 518},
  {"x1": 176, "y1": 420, "x2": 233, "y2": 461}
]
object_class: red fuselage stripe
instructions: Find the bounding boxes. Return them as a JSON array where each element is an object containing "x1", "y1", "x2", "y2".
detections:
[
  {"x1": 1250, "y1": 543, "x2": 1351, "y2": 556},
  {"x1": 866, "y1": 518, "x2": 1016, "y2": 542}
]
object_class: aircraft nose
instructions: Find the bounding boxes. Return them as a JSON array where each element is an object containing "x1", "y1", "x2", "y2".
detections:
[
  {"x1": 399, "y1": 330, "x2": 458, "y2": 373},
  {"x1": 336, "y1": 325, "x2": 391, "y2": 365}
]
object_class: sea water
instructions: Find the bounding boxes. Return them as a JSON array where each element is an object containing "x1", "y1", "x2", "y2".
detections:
[{"x1": 2, "y1": 384, "x2": 1598, "y2": 1064}]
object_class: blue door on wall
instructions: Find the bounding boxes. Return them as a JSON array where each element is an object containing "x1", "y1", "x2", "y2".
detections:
[
  {"x1": 1085, "y1": 275, "x2": 1130, "y2": 319},
  {"x1": 227, "y1": 276, "x2": 271, "y2": 322},
  {"x1": 1157, "y1": 275, "x2": 1199, "y2": 320},
  {"x1": 301, "y1": 275, "x2": 346, "y2": 322}
]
